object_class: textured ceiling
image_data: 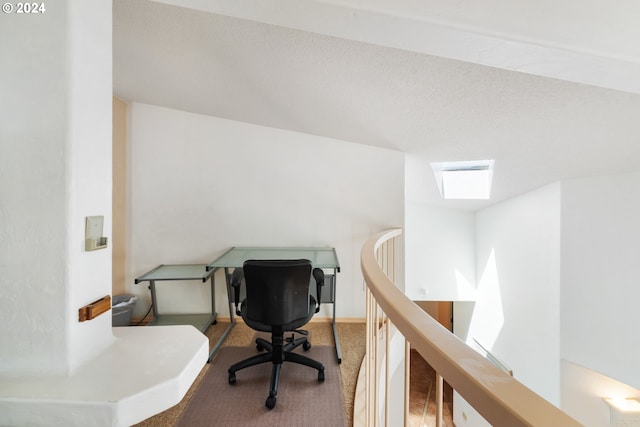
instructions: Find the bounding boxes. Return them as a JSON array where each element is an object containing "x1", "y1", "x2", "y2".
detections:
[{"x1": 113, "y1": 0, "x2": 640, "y2": 210}]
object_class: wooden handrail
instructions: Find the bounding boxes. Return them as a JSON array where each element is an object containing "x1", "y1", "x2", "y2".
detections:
[{"x1": 361, "y1": 229, "x2": 582, "y2": 427}]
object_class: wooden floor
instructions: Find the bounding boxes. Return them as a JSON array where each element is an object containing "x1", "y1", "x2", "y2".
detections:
[{"x1": 408, "y1": 349, "x2": 455, "y2": 427}]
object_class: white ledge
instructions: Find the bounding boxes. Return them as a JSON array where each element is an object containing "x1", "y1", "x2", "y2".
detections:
[{"x1": 0, "y1": 325, "x2": 208, "y2": 427}]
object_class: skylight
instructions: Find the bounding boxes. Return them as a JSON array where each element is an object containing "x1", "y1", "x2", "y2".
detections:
[{"x1": 431, "y1": 160, "x2": 495, "y2": 200}]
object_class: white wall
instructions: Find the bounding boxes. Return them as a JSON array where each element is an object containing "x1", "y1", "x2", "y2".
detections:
[
  {"x1": 67, "y1": 0, "x2": 115, "y2": 371},
  {"x1": 474, "y1": 183, "x2": 562, "y2": 401},
  {"x1": 404, "y1": 155, "x2": 476, "y2": 301},
  {"x1": 561, "y1": 172, "x2": 640, "y2": 390},
  {"x1": 405, "y1": 202, "x2": 476, "y2": 301},
  {"x1": 453, "y1": 173, "x2": 640, "y2": 426},
  {"x1": 454, "y1": 183, "x2": 562, "y2": 427},
  {"x1": 0, "y1": 0, "x2": 113, "y2": 376},
  {"x1": 127, "y1": 102, "x2": 404, "y2": 318}
]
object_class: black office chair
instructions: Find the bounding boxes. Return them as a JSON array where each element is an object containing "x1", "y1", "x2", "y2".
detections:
[{"x1": 228, "y1": 259, "x2": 325, "y2": 409}]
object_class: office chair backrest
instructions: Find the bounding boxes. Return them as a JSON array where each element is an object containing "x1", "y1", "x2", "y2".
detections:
[{"x1": 242, "y1": 259, "x2": 312, "y2": 326}]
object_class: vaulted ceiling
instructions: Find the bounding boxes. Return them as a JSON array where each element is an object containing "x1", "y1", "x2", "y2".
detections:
[{"x1": 113, "y1": 0, "x2": 640, "y2": 210}]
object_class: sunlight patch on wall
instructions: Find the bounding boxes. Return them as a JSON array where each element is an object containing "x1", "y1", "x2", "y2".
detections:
[
  {"x1": 455, "y1": 269, "x2": 478, "y2": 300},
  {"x1": 466, "y1": 249, "x2": 504, "y2": 350}
]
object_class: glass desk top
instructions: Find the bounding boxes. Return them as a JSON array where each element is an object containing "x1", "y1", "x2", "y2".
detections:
[
  {"x1": 134, "y1": 264, "x2": 213, "y2": 283},
  {"x1": 207, "y1": 247, "x2": 340, "y2": 271}
]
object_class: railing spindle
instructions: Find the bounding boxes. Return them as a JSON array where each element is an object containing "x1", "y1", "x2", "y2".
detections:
[
  {"x1": 436, "y1": 373, "x2": 443, "y2": 427},
  {"x1": 404, "y1": 340, "x2": 410, "y2": 427},
  {"x1": 365, "y1": 288, "x2": 371, "y2": 427},
  {"x1": 384, "y1": 315, "x2": 390, "y2": 427}
]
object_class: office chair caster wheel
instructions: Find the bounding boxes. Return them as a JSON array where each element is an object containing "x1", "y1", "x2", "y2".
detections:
[
  {"x1": 265, "y1": 395, "x2": 276, "y2": 409},
  {"x1": 228, "y1": 372, "x2": 236, "y2": 385},
  {"x1": 256, "y1": 342, "x2": 264, "y2": 352},
  {"x1": 318, "y1": 370, "x2": 325, "y2": 382},
  {"x1": 302, "y1": 341, "x2": 311, "y2": 351}
]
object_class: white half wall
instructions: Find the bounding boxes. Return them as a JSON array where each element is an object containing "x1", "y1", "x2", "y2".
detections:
[
  {"x1": 561, "y1": 359, "x2": 640, "y2": 427},
  {"x1": 561, "y1": 172, "x2": 640, "y2": 390},
  {"x1": 127, "y1": 102, "x2": 404, "y2": 319}
]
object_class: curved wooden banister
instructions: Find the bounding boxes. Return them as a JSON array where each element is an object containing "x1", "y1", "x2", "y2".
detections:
[{"x1": 361, "y1": 229, "x2": 581, "y2": 427}]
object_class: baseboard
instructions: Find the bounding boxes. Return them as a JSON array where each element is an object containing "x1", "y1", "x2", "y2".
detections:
[
  {"x1": 213, "y1": 316, "x2": 365, "y2": 324},
  {"x1": 330, "y1": 317, "x2": 366, "y2": 324},
  {"x1": 130, "y1": 316, "x2": 366, "y2": 326}
]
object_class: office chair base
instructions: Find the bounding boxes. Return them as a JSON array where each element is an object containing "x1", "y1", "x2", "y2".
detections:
[
  {"x1": 228, "y1": 333, "x2": 325, "y2": 410},
  {"x1": 265, "y1": 372, "x2": 323, "y2": 410},
  {"x1": 266, "y1": 395, "x2": 276, "y2": 409},
  {"x1": 262, "y1": 363, "x2": 324, "y2": 410},
  {"x1": 227, "y1": 351, "x2": 325, "y2": 384},
  {"x1": 255, "y1": 333, "x2": 311, "y2": 354}
]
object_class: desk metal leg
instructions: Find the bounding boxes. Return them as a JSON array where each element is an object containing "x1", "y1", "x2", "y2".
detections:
[
  {"x1": 209, "y1": 274, "x2": 217, "y2": 325},
  {"x1": 207, "y1": 267, "x2": 236, "y2": 362},
  {"x1": 331, "y1": 268, "x2": 342, "y2": 364},
  {"x1": 208, "y1": 319, "x2": 234, "y2": 362},
  {"x1": 332, "y1": 313, "x2": 342, "y2": 364},
  {"x1": 149, "y1": 280, "x2": 159, "y2": 321}
]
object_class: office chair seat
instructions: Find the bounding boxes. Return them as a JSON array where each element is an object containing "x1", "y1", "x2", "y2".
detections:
[
  {"x1": 239, "y1": 296, "x2": 317, "y2": 333},
  {"x1": 228, "y1": 259, "x2": 326, "y2": 409}
]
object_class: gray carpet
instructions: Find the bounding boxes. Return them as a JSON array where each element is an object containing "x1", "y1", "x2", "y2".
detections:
[{"x1": 176, "y1": 345, "x2": 346, "y2": 427}]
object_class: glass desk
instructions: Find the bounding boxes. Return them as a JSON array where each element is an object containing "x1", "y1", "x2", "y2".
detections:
[
  {"x1": 207, "y1": 246, "x2": 343, "y2": 363},
  {"x1": 134, "y1": 264, "x2": 234, "y2": 362}
]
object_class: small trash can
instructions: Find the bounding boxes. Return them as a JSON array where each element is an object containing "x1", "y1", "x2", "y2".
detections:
[{"x1": 112, "y1": 294, "x2": 137, "y2": 326}]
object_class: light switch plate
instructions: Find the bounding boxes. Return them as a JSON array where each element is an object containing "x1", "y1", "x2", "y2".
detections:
[
  {"x1": 86, "y1": 216, "x2": 103, "y2": 239},
  {"x1": 85, "y1": 216, "x2": 107, "y2": 251}
]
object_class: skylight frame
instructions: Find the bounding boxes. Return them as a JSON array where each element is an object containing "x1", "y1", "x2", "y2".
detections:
[{"x1": 431, "y1": 160, "x2": 495, "y2": 200}]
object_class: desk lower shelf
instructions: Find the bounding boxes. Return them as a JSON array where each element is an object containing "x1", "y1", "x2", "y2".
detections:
[{"x1": 148, "y1": 313, "x2": 216, "y2": 332}]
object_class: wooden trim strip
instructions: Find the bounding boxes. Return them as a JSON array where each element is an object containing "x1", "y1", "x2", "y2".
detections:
[{"x1": 79, "y1": 295, "x2": 111, "y2": 322}]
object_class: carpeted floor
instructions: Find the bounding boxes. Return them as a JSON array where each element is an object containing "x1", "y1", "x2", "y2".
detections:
[
  {"x1": 134, "y1": 320, "x2": 366, "y2": 427},
  {"x1": 176, "y1": 344, "x2": 345, "y2": 426},
  {"x1": 133, "y1": 320, "x2": 450, "y2": 426}
]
